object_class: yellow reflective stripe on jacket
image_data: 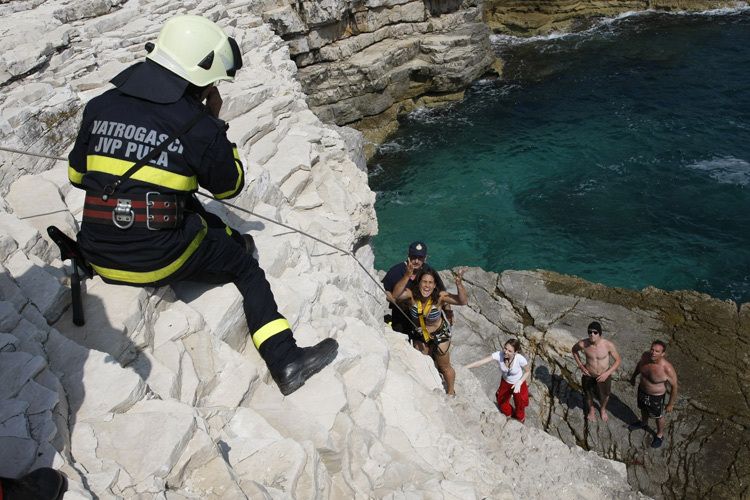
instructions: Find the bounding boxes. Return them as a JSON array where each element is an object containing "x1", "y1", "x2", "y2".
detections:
[
  {"x1": 252, "y1": 318, "x2": 291, "y2": 349},
  {"x1": 214, "y1": 147, "x2": 243, "y2": 199},
  {"x1": 91, "y1": 222, "x2": 207, "y2": 284},
  {"x1": 68, "y1": 165, "x2": 85, "y2": 184},
  {"x1": 87, "y1": 155, "x2": 198, "y2": 191}
]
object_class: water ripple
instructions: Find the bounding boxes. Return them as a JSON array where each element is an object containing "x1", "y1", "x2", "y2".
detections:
[{"x1": 686, "y1": 156, "x2": 750, "y2": 186}]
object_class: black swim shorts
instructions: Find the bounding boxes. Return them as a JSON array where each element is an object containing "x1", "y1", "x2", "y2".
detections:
[
  {"x1": 637, "y1": 389, "x2": 666, "y2": 418},
  {"x1": 581, "y1": 374, "x2": 611, "y2": 401}
]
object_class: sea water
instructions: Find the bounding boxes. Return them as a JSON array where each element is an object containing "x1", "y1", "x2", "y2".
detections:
[{"x1": 369, "y1": 9, "x2": 750, "y2": 304}]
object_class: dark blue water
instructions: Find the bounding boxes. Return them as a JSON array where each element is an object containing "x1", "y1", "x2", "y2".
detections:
[{"x1": 369, "y1": 10, "x2": 750, "y2": 304}]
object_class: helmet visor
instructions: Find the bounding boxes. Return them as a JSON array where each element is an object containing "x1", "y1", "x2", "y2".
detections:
[{"x1": 227, "y1": 37, "x2": 243, "y2": 77}]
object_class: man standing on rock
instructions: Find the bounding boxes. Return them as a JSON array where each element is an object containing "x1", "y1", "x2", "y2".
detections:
[
  {"x1": 572, "y1": 321, "x2": 622, "y2": 422},
  {"x1": 382, "y1": 241, "x2": 450, "y2": 339},
  {"x1": 629, "y1": 340, "x2": 679, "y2": 448},
  {"x1": 67, "y1": 14, "x2": 337, "y2": 396}
]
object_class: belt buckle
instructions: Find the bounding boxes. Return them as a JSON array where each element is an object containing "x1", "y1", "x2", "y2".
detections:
[
  {"x1": 112, "y1": 199, "x2": 134, "y2": 229},
  {"x1": 145, "y1": 191, "x2": 161, "y2": 231}
]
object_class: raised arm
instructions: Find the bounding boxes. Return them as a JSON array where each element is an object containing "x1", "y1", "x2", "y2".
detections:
[
  {"x1": 441, "y1": 269, "x2": 468, "y2": 306},
  {"x1": 572, "y1": 340, "x2": 591, "y2": 376},
  {"x1": 465, "y1": 355, "x2": 494, "y2": 369},
  {"x1": 391, "y1": 261, "x2": 416, "y2": 301}
]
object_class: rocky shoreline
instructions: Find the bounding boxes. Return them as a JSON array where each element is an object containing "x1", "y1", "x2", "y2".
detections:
[
  {"x1": 266, "y1": 0, "x2": 499, "y2": 158},
  {"x1": 0, "y1": 1, "x2": 746, "y2": 499},
  {"x1": 449, "y1": 268, "x2": 749, "y2": 499},
  {"x1": 483, "y1": 0, "x2": 742, "y2": 36},
  {"x1": 274, "y1": 0, "x2": 741, "y2": 154}
]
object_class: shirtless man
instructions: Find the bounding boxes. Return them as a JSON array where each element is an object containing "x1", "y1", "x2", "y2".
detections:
[
  {"x1": 629, "y1": 340, "x2": 679, "y2": 448},
  {"x1": 572, "y1": 321, "x2": 622, "y2": 422}
]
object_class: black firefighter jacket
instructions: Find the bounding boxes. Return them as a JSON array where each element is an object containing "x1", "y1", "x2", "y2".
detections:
[{"x1": 68, "y1": 62, "x2": 244, "y2": 285}]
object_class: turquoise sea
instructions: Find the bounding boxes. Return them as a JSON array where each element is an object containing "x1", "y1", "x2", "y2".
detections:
[{"x1": 369, "y1": 9, "x2": 750, "y2": 304}]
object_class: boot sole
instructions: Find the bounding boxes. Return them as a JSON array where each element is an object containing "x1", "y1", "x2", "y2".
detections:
[{"x1": 279, "y1": 341, "x2": 338, "y2": 396}]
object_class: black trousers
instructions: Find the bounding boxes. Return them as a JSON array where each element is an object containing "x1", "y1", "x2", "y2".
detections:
[{"x1": 151, "y1": 208, "x2": 298, "y2": 372}]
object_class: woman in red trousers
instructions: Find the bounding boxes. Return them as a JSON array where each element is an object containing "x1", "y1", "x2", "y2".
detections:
[{"x1": 466, "y1": 338, "x2": 531, "y2": 423}]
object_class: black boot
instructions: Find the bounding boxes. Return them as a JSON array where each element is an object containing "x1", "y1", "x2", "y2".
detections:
[
  {"x1": 271, "y1": 338, "x2": 338, "y2": 396},
  {"x1": 1, "y1": 468, "x2": 67, "y2": 500}
]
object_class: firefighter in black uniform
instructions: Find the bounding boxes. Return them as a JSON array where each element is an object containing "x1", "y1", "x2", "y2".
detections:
[{"x1": 68, "y1": 14, "x2": 338, "y2": 396}]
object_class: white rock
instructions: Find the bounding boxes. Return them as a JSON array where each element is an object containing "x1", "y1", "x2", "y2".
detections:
[
  {"x1": 197, "y1": 337, "x2": 258, "y2": 408},
  {"x1": 0, "y1": 399, "x2": 29, "y2": 438},
  {"x1": 0, "y1": 333, "x2": 19, "y2": 352},
  {"x1": 0, "y1": 436, "x2": 38, "y2": 477},
  {"x1": 45, "y1": 328, "x2": 145, "y2": 420},
  {"x1": 79, "y1": 400, "x2": 197, "y2": 486},
  {"x1": 178, "y1": 346, "x2": 200, "y2": 406},
  {"x1": 54, "y1": 276, "x2": 147, "y2": 364},
  {"x1": 0, "y1": 351, "x2": 47, "y2": 399},
  {"x1": 0, "y1": 268, "x2": 28, "y2": 316},
  {"x1": 4, "y1": 251, "x2": 67, "y2": 322},
  {"x1": 216, "y1": 407, "x2": 285, "y2": 468},
  {"x1": 132, "y1": 350, "x2": 178, "y2": 401},
  {"x1": 152, "y1": 303, "x2": 203, "y2": 349},
  {"x1": 250, "y1": 360, "x2": 345, "y2": 451},
  {"x1": 17, "y1": 378, "x2": 59, "y2": 414},
  {"x1": 0, "y1": 232, "x2": 19, "y2": 263},
  {"x1": 0, "y1": 300, "x2": 22, "y2": 332},
  {"x1": 0, "y1": 213, "x2": 48, "y2": 261},
  {"x1": 171, "y1": 282, "x2": 247, "y2": 351}
]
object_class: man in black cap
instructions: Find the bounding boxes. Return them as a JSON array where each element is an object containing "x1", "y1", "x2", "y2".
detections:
[
  {"x1": 67, "y1": 14, "x2": 337, "y2": 396},
  {"x1": 382, "y1": 241, "x2": 449, "y2": 339}
]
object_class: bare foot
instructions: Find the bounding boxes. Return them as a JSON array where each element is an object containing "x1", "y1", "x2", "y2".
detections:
[
  {"x1": 587, "y1": 410, "x2": 597, "y2": 422},
  {"x1": 600, "y1": 409, "x2": 609, "y2": 422}
]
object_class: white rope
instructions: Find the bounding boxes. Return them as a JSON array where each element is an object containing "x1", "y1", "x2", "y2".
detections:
[{"x1": 0, "y1": 144, "x2": 422, "y2": 330}]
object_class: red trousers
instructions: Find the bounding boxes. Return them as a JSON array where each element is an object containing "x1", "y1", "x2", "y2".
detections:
[{"x1": 496, "y1": 378, "x2": 529, "y2": 423}]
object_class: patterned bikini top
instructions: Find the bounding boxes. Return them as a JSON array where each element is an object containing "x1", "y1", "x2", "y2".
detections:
[{"x1": 410, "y1": 299, "x2": 441, "y2": 322}]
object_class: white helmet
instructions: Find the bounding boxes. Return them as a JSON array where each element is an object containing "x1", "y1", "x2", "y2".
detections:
[{"x1": 146, "y1": 15, "x2": 243, "y2": 87}]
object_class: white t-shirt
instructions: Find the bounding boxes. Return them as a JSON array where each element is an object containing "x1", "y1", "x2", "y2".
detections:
[{"x1": 491, "y1": 352, "x2": 528, "y2": 384}]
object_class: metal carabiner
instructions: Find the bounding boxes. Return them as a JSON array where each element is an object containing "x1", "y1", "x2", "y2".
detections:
[{"x1": 112, "y1": 199, "x2": 135, "y2": 229}]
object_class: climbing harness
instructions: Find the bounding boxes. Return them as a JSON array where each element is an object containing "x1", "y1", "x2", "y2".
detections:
[
  {"x1": 83, "y1": 193, "x2": 186, "y2": 230},
  {"x1": 415, "y1": 298, "x2": 434, "y2": 343}
]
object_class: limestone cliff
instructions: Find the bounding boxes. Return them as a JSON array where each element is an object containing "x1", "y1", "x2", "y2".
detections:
[
  {"x1": 483, "y1": 0, "x2": 740, "y2": 35},
  {"x1": 451, "y1": 268, "x2": 750, "y2": 499},
  {"x1": 0, "y1": 1, "x2": 639, "y2": 498},
  {"x1": 263, "y1": 0, "x2": 498, "y2": 157}
]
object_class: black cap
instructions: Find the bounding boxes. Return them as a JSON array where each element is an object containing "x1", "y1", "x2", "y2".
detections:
[
  {"x1": 587, "y1": 321, "x2": 602, "y2": 334},
  {"x1": 111, "y1": 60, "x2": 190, "y2": 104},
  {"x1": 408, "y1": 241, "x2": 427, "y2": 257}
]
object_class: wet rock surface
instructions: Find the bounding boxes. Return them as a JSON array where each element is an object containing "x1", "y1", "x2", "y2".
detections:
[
  {"x1": 483, "y1": 0, "x2": 737, "y2": 36},
  {"x1": 450, "y1": 268, "x2": 750, "y2": 499}
]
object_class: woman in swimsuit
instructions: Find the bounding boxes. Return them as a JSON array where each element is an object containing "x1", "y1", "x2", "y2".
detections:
[{"x1": 392, "y1": 263, "x2": 467, "y2": 395}]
